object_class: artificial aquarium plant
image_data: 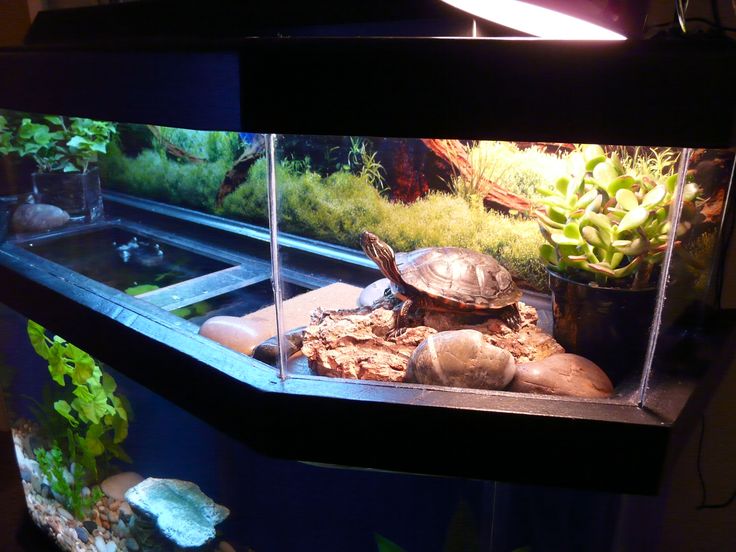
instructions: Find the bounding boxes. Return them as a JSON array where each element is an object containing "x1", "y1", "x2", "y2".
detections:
[
  {"x1": 0, "y1": 113, "x2": 116, "y2": 174},
  {"x1": 537, "y1": 145, "x2": 698, "y2": 289},
  {"x1": 26, "y1": 320, "x2": 131, "y2": 518}
]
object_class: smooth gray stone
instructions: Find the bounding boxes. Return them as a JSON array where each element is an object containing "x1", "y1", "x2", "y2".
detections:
[
  {"x1": 253, "y1": 326, "x2": 306, "y2": 366},
  {"x1": 124, "y1": 478, "x2": 230, "y2": 548},
  {"x1": 406, "y1": 329, "x2": 515, "y2": 390},
  {"x1": 11, "y1": 203, "x2": 70, "y2": 233},
  {"x1": 125, "y1": 538, "x2": 139, "y2": 551}
]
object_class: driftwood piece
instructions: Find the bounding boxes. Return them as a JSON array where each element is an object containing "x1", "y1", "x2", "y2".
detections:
[
  {"x1": 302, "y1": 301, "x2": 563, "y2": 382},
  {"x1": 421, "y1": 139, "x2": 534, "y2": 214},
  {"x1": 147, "y1": 125, "x2": 206, "y2": 163}
]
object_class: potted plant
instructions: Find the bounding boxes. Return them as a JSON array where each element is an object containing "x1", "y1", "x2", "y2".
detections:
[
  {"x1": 0, "y1": 113, "x2": 116, "y2": 222},
  {"x1": 536, "y1": 145, "x2": 698, "y2": 384}
]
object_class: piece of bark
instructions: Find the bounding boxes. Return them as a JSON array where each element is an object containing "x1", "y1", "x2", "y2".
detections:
[
  {"x1": 302, "y1": 301, "x2": 563, "y2": 382},
  {"x1": 421, "y1": 139, "x2": 534, "y2": 214}
]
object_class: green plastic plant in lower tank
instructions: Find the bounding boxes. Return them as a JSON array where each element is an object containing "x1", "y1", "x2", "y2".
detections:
[
  {"x1": 537, "y1": 145, "x2": 698, "y2": 289},
  {"x1": 26, "y1": 320, "x2": 131, "y2": 517}
]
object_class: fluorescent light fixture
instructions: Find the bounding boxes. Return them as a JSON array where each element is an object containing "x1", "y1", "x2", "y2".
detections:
[{"x1": 441, "y1": 0, "x2": 627, "y2": 40}]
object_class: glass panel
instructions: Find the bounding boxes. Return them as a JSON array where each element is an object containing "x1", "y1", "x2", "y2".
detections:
[
  {"x1": 271, "y1": 136, "x2": 716, "y2": 405},
  {"x1": 640, "y1": 147, "x2": 736, "y2": 412}
]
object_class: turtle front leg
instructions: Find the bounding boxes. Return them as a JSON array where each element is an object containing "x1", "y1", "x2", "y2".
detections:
[
  {"x1": 500, "y1": 303, "x2": 522, "y2": 330},
  {"x1": 387, "y1": 299, "x2": 414, "y2": 339}
]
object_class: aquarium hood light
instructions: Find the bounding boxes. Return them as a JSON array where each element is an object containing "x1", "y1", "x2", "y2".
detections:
[{"x1": 441, "y1": 0, "x2": 628, "y2": 40}]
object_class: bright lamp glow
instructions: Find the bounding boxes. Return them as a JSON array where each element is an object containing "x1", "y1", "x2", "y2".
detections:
[{"x1": 442, "y1": 0, "x2": 627, "y2": 40}]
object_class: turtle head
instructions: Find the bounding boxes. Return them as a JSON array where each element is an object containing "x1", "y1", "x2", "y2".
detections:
[{"x1": 360, "y1": 231, "x2": 402, "y2": 284}]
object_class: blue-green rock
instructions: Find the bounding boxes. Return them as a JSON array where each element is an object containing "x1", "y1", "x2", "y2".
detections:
[{"x1": 124, "y1": 478, "x2": 230, "y2": 549}]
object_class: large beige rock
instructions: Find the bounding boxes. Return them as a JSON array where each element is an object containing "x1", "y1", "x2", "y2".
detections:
[
  {"x1": 407, "y1": 329, "x2": 516, "y2": 389},
  {"x1": 101, "y1": 472, "x2": 144, "y2": 500},
  {"x1": 200, "y1": 282, "x2": 362, "y2": 355},
  {"x1": 509, "y1": 353, "x2": 614, "y2": 398}
]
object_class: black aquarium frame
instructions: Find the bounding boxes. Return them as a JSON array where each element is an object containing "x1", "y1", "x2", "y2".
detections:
[{"x1": 1, "y1": 35, "x2": 736, "y2": 494}]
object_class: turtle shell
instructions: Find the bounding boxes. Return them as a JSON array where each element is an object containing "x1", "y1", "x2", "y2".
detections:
[{"x1": 395, "y1": 247, "x2": 521, "y2": 310}]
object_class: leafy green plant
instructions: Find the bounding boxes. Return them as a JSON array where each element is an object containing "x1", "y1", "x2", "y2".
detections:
[
  {"x1": 348, "y1": 137, "x2": 386, "y2": 191},
  {"x1": 537, "y1": 145, "x2": 698, "y2": 288},
  {"x1": 35, "y1": 444, "x2": 104, "y2": 519},
  {"x1": 0, "y1": 112, "x2": 116, "y2": 173},
  {"x1": 26, "y1": 320, "x2": 131, "y2": 482}
]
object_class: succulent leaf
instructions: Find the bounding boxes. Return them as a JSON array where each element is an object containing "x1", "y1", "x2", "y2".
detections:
[
  {"x1": 615, "y1": 188, "x2": 639, "y2": 211},
  {"x1": 641, "y1": 185, "x2": 667, "y2": 208},
  {"x1": 617, "y1": 206, "x2": 648, "y2": 233},
  {"x1": 593, "y1": 161, "x2": 618, "y2": 186},
  {"x1": 607, "y1": 175, "x2": 636, "y2": 196}
]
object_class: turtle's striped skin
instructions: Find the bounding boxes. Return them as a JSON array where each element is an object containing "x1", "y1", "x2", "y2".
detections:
[{"x1": 360, "y1": 232, "x2": 522, "y2": 334}]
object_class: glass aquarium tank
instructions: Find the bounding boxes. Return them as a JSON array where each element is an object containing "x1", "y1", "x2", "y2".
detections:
[{"x1": 1, "y1": 30, "x2": 735, "y2": 552}]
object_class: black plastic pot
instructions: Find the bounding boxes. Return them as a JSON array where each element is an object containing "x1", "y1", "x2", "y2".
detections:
[{"x1": 548, "y1": 270, "x2": 657, "y2": 386}]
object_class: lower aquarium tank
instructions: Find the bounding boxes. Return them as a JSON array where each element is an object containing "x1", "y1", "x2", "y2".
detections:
[{"x1": 1, "y1": 303, "x2": 639, "y2": 552}]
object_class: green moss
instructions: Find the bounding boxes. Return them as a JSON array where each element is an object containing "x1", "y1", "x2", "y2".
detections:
[
  {"x1": 220, "y1": 160, "x2": 547, "y2": 290},
  {"x1": 100, "y1": 141, "x2": 228, "y2": 212}
]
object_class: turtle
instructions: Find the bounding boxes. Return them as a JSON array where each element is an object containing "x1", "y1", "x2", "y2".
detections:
[{"x1": 359, "y1": 231, "x2": 522, "y2": 335}]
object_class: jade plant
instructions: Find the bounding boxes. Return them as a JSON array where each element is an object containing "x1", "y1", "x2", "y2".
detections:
[
  {"x1": 0, "y1": 112, "x2": 116, "y2": 173},
  {"x1": 537, "y1": 145, "x2": 698, "y2": 289},
  {"x1": 26, "y1": 320, "x2": 131, "y2": 517}
]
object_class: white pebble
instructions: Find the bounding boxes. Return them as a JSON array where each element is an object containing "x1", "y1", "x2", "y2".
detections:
[
  {"x1": 95, "y1": 535, "x2": 107, "y2": 552},
  {"x1": 106, "y1": 541, "x2": 116, "y2": 552}
]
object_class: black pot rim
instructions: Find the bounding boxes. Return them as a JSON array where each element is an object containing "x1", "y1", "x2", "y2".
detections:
[{"x1": 547, "y1": 268, "x2": 657, "y2": 294}]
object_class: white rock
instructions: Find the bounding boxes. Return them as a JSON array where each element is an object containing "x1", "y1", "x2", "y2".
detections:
[{"x1": 94, "y1": 535, "x2": 107, "y2": 552}]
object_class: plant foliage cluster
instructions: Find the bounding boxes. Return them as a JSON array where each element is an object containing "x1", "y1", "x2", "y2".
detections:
[
  {"x1": 26, "y1": 321, "x2": 131, "y2": 518},
  {"x1": 537, "y1": 145, "x2": 698, "y2": 288},
  {"x1": 0, "y1": 112, "x2": 116, "y2": 173}
]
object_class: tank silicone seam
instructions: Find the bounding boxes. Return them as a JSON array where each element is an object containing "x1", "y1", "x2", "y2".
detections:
[
  {"x1": 637, "y1": 148, "x2": 693, "y2": 407},
  {"x1": 266, "y1": 133, "x2": 289, "y2": 380}
]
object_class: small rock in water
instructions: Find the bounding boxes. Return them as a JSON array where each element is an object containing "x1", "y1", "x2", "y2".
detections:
[
  {"x1": 58, "y1": 508, "x2": 74, "y2": 521},
  {"x1": 83, "y1": 520, "x2": 98, "y2": 534},
  {"x1": 40, "y1": 483, "x2": 51, "y2": 498},
  {"x1": 508, "y1": 353, "x2": 614, "y2": 398},
  {"x1": 11, "y1": 203, "x2": 70, "y2": 233},
  {"x1": 105, "y1": 541, "x2": 116, "y2": 552},
  {"x1": 63, "y1": 468, "x2": 74, "y2": 486},
  {"x1": 126, "y1": 537, "x2": 140, "y2": 551},
  {"x1": 75, "y1": 526, "x2": 90, "y2": 543},
  {"x1": 81, "y1": 486, "x2": 91, "y2": 497},
  {"x1": 19, "y1": 465, "x2": 33, "y2": 483},
  {"x1": 101, "y1": 472, "x2": 144, "y2": 500},
  {"x1": 94, "y1": 535, "x2": 107, "y2": 552},
  {"x1": 113, "y1": 518, "x2": 129, "y2": 538},
  {"x1": 31, "y1": 474, "x2": 42, "y2": 494},
  {"x1": 406, "y1": 329, "x2": 516, "y2": 390}
]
